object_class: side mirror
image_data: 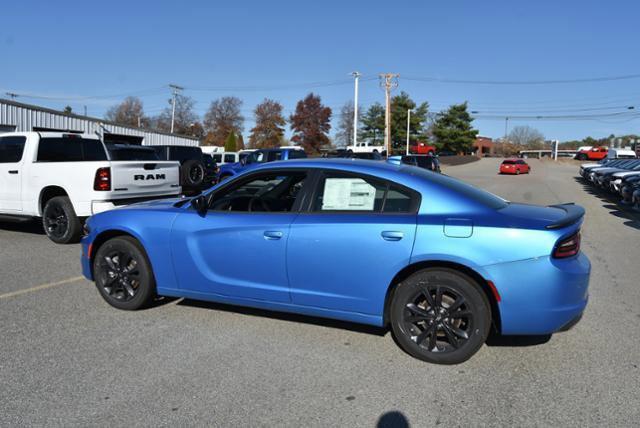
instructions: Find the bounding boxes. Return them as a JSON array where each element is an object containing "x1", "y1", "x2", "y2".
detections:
[{"x1": 191, "y1": 195, "x2": 208, "y2": 216}]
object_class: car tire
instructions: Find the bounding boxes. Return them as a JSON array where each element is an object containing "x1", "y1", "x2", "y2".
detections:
[
  {"x1": 576, "y1": 154, "x2": 587, "y2": 160},
  {"x1": 181, "y1": 159, "x2": 205, "y2": 188},
  {"x1": 515, "y1": 169, "x2": 520, "y2": 175},
  {"x1": 42, "y1": 196, "x2": 82, "y2": 244},
  {"x1": 93, "y1": 236, "x2": 156, "y2": 310},
  {"x1": 389, "y1": 268, "x2": 491, "y2": 364}
]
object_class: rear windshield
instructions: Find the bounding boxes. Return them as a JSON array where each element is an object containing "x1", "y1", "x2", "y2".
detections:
[
  {"x1": 107, "y1": 145, "x2": 160, "y2": 161},
  {"x1": 408, "y1": 167, "x2": 508, "y2": 209},
  {"x1": 502, "y1": 160, "x2": 516, "y2": 164}
]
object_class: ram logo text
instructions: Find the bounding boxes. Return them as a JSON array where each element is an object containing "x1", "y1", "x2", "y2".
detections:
[{"x1": 134, "y1": 174, "x2": 166, "y2": 181}]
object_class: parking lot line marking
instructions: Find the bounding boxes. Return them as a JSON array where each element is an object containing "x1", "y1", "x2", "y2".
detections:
[{"x1": 0, "y1": 276, "x2": 85, "y2": 300}]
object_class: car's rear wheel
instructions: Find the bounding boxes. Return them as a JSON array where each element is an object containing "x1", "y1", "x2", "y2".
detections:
[
  {"x1": 93, "y1": 236, "x2": 156, "y2": 310},
  {"x1": 42, "y1": 196, "x2": 82, "y2": 244},
  {"x1": 390, "y1": 268, "x2": 491, "y2": 364}
]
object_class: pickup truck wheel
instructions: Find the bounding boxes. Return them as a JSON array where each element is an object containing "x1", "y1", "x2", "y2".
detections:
[
  {"x1": 181, "y1": 160, "x2": 205, "y2": 188},
  {"x1": 576, "y1": 153, "x2": 587, "y2": 160},
  {"x1": 93, "y1": 236, "x2": 156, "y2": 310},
  {"x1": 389, "y1": 268, "x2": 491, "y2": 364},
  {"x1": 42, "y1": 196, "x2": 82, "y2": 244}
]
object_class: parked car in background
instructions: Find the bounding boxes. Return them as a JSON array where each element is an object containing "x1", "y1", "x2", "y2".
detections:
[
  {"x1": 211, "y1": 151, "x2": 239, "y2": 165},
  {"x1": 606, "y1": 148, "x2": 637, "y2": 160},
  {"x1": 346, "y1": 141, "x2": 386, "y2": 154},
  {"x1": 620, "y1": 175, "x2": 640, "y2": 204},
  {"x1": 217, "y1": 147, "x2": 307, "y2": 180},
  {"x1": 499, "y1": 159, "x2": 530, "y2": 175},
  {"x1": 579, "y1": 158, "x2": 627, "y2": 178},
  {"x1": 409, "y1": 141, "x2": 437, "y2": 155},
  {"x1": 82, "y1": 158, "x2": 590, "y2": 364},
  {"x1": 575, "y1": 146, "x2": 608, "y2": 161},
  {"x1": 350, "y1": 151, "x2": 384, "y2": 160},
  {"x1": 0, "y1": 132, "x2": 180, "y2": 243},
  {"x1": 151, "y1": 145, "x2": 207, "y2": 195},
  {"x1": 389, "y1": 154, "x2": 441, "y2": 173}
]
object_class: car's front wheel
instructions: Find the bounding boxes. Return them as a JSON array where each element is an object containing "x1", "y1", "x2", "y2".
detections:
[
  {"x1": 93, "y1": 236, "x2": 156, "y2": 310},
  {"x1": 390, "y1": 268, "x2": 491, "y2": 364}
]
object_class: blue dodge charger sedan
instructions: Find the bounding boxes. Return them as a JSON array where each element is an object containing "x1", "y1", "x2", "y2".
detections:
[{"x1": 81, "y1": 159, "x2": 590, "y2": 364}]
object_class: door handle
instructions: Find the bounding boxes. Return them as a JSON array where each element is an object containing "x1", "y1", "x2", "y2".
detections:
[
  {"x1": 381, "y1": 231, "x2": 404, "y2": 241},
  {"x1": 263, "y1": 230, "x2": 283, "y2": 240},
  {"x1": 8, "y1": 170, "x2": 18, "y2": 174}
]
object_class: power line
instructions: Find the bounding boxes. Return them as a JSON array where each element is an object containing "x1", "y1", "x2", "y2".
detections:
[{"x1": 403, "y1": 73, "x2": 640, "y2": 85}]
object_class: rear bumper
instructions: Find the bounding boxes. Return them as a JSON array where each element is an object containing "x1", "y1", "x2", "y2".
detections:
[{"x1": 484, "y1": 252, "x2": 590, "y2": 335}]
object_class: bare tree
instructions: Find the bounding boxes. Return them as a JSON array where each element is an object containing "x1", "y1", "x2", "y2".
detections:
[
  {"x1": 335, "y1": 101, "x2": 357, "y2": 148},
  {"x1": 203, "y1": 97, "x2": 244, "y2": 146},
  {"x1": 508, "y1": 126, "x2": 545, "y2": 149},
  {"x1": 105, "y1": 96, "x2": 146, "y2": 127},
  {"x1": 155, "y1": 94, "x2": 199, "y2": 136},
  {"x1": 249, "y1": 99, "x2": 286, "y2": 149}
]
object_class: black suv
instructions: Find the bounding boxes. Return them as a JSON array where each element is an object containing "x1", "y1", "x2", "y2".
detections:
[
  {"x1": 400, "y1": 154, "x2": 441, "y2": 173},
  {"x1": 152, "y1": 146, "x2": 212, "y2": 194}
]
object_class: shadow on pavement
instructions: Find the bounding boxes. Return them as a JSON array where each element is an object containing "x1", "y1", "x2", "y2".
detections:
[
  {"x1": 486, "y1": 333, "x2": 552, "y2": 347},
  {"x1": 377, "y1": 411, "x2": 410, "y2": 428},
  {"x1": 178, "y1": 298, "x2": 389, "y2": 336},
  {"x1": 573, "y1": 177, "x2": 640, "y2": 229},
  {"x1": 0, "y1": 219, "x2": 45, "y2": 235}
]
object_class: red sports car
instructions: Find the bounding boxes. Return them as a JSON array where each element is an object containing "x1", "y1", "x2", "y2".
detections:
[{"x1": 500, "y1": 159, "x2": 530, "y2": 175}]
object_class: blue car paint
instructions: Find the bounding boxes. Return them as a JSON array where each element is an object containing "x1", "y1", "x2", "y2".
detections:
[{"x1": 81, "y1": 158, "x2": 590, "y2": 334}]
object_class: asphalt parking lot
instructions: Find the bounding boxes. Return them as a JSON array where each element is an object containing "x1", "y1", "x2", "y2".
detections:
[{"x1": 1, "y1": 158, "x2": 639, "y2": 427}]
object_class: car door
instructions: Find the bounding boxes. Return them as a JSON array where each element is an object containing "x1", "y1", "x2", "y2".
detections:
[
  {"x1": 0, "y1": 135, "x2": 27, "y2": 212},
  {"x1": 287, "y1": 170, "x2": 418, "y2": 316},
  {"x1": 170, "y1": 169, "x2": 310, "y2": 302}
]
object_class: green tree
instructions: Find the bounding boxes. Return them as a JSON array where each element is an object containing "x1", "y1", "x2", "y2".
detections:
[
  {"x1": 224, "y1": 131, "x2": 237, "y2": 152},
  {"x1": 237, "y1": 133, "x2": 245, "y2": 150},
  {"x1": 432, "y1": 103, "x2": 478, "y2": 154},
  {"x1": 360, "y1": 103, "x2": 385, "y2": 144},
  {"x1": 390, "y1": 91, "x2": 429, "y2": 151},
  {"x1": 289, "y1": 93, "x2": 332, "y2": 154},
  {"x1": 63, "y1": 105, "x2": 73, "y2": 114}
]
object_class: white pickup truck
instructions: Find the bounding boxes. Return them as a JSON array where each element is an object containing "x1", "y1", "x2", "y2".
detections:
[
  {"x1": 346, "y1": 141, "x2": 386, "y2": 153},
  {"x1": 0, "y1": 132, "x2": 181, "y2": 243}
]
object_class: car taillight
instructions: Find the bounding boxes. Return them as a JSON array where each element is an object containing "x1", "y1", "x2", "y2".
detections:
[
  {"x1": 94, "y1": 167, "x2": 111, "y2": 191},
  {"x1": 553, "y1": 231, "x2": 581, "y2": 258}
]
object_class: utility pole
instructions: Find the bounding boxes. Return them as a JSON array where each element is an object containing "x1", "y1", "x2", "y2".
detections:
[
  {"x1": 351, "y1": 71, "x2": 361, "y2": 148},
  {"x1": 406, "y1": 109, "x2": 411, "y2": 156},
  {"x1": 83, "y1": 105, "x2": 87, "y2": 116},
  {"x1": 380, "y1": 73, "x2": 399, "y2": 157},
  {"x1": 504, "y1": 116, "x2": 509, "y2": 143},
  {"x1": 169, "y1": 84, "x2": 183, "y2": 134}
]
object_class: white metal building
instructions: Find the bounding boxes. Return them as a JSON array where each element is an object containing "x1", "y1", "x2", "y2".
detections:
[{"x1": 0, "y1": 98, "x2": 198, "y2": 147}]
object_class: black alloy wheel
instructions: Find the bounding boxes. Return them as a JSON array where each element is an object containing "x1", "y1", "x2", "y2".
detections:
[
  {"x1": 93, "y1": 236, "x2": 155, "y2": 310},
  {"x1": 390, "y1": 268, "x2": 490, "y2": 364},
  {"x1": 43, "y1": 203, "x2": 68, "y2": 239},
  {"x1": 42, "y1": 196, "x2": 82, "y2": 244}
]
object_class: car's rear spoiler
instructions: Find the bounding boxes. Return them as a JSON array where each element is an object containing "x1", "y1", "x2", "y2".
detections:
[{"x1": 545, "y1": 203, "x2": 585, "y2": 230}]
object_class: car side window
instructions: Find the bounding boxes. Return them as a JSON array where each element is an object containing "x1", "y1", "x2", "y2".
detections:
[
  {"x1": 268, "y1": 151, "x2": 282, "y2": 162},
  {"x1": 224, "y1": 154, "x2": 236, "y2": 163},
  {"x1": 209, "y1": 171, "x2": 307, "y2": 213},
  {"x1": 0, "y1": 136, "x2": 27, "y2": 163},
  {"x1": 312, "y1": 172, "x2": 417, "y2": 213}
]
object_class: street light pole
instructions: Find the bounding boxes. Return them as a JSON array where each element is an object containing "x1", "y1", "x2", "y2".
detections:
[
  {"x1": 406, "y1": 109, "x2": 411, "y2": 156},
  {"x1": 351, "y1": 72, "x2": 360, "y2": 148}
]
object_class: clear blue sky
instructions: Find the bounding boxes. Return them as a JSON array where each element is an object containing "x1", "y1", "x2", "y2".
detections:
[{"x1": 2, "y1": 0, "x2": 640, "y2": 141}]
